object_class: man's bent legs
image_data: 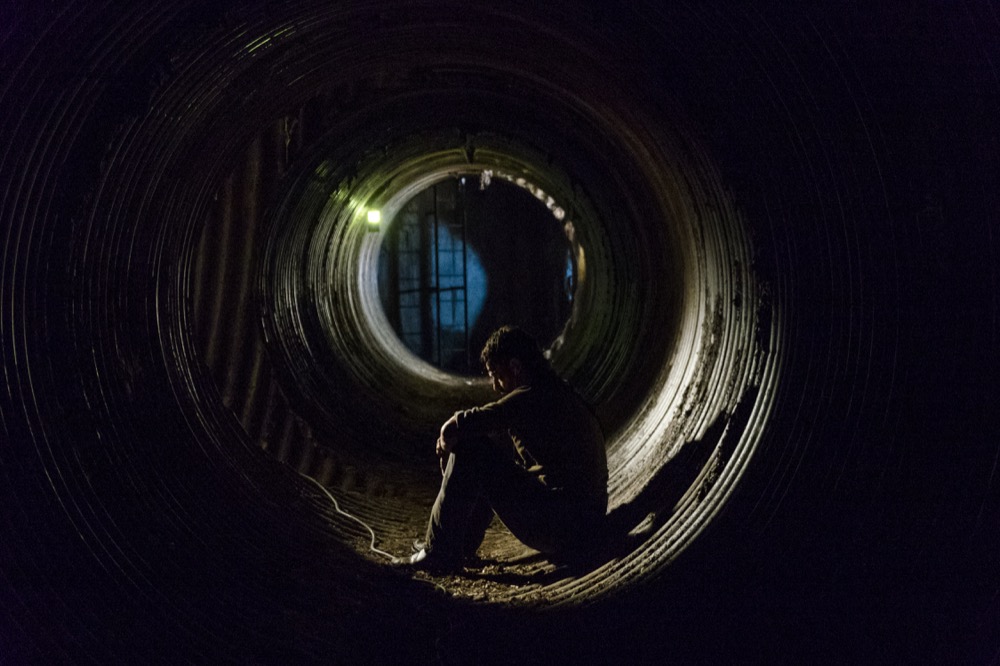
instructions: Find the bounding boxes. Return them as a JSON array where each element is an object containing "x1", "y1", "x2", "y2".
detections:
[
  {"x1": 423, "y1": 449, "x2": 496, "y2": 560},
  {"x1": 424, "y1": 437, "x2": 606, "y2": 559}
]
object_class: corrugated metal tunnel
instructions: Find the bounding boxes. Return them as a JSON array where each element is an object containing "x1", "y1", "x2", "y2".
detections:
[
  {"x1": 2, "y1": 1, "x2": 998, "y2": 663},
  {"x1": 180, "y1": 0, "x2": 779, "y2": 604}
]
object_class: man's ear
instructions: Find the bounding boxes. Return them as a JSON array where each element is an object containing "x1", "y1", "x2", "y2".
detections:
[{"x1": 508, "y1": 358, "x2": 523, "y2": 377}]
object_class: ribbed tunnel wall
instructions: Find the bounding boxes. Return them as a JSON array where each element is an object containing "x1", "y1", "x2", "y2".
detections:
[
  {"x1": 179, "y1": 0, "x2": 777, "y2": 603},
  {"x1": 2, "y1": 2, "x2": 998, "y2": 663}
]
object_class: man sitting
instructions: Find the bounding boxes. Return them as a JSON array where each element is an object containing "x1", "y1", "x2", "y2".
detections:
[{"x1": 405, "y1": 326, "x2": 608, "y2": 572}]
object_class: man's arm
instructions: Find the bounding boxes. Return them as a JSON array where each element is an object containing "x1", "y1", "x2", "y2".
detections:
[
  {"x1": 436, "y1": 413, "x2": 459, "y2": 458},
  {"x1": 452, "y1": 386, "x2": 527, "y2": 436},
  {"x1": 436, "y1": 412, "x2": 471, "y2": 474},
  {"x1": 434, "y1": 389, "x2": 525, "y2": 472}
]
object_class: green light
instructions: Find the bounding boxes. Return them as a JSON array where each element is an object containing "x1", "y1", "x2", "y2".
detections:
[{"x1": 367, "y1": 209, "x2": 381, "y2": 224}]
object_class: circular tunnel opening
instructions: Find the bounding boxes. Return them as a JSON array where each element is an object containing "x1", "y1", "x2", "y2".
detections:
[{"x1": 375, "y1": 175, "x2": 576, "y2": 375}]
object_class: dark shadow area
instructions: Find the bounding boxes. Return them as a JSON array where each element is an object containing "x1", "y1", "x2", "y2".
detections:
[
  {"x1": 605, "y1": 385, "x2": 760, "y2": 547},
  {"x1": 463, "y1": 179, "x2": 574, "y2": 355}
]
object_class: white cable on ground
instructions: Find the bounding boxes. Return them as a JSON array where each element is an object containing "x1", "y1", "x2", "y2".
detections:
[{"x1": 300, "y1": 472, "x2": 398, "y2": 562}]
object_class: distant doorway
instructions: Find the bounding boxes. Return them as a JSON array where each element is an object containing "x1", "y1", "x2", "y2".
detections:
[{"x1": 377, "y1": 176, "x2": 574, "y2": 374}]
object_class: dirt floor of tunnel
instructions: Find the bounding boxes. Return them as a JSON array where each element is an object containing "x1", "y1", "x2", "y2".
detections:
[
  {"x1": 362, "y1": 523, "x2": 584, "y2": 606},
  {"x1": 323, "y1": 478, "x2": 611, "y2": 606}
]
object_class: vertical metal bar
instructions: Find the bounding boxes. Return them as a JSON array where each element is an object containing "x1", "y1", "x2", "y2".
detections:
[
  {"x1": 462, "y1": 179, "x2": 470, "y2": 370},
  {"x1": 433, "y1": 183, "x2": 441, "y2": 366},
  {"x1": 418, "y1": 197, "x2": 433, "y2": 360}
]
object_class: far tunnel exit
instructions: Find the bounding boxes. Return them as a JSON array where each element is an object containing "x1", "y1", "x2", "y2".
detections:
[{"x1": 377, "y1": 176, "x2": 575, "y2": 374}]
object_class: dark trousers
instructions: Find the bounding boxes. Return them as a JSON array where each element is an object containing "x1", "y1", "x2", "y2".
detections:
[{"x1": 424, "y1": 437, "x2": 605, "y2": 558}]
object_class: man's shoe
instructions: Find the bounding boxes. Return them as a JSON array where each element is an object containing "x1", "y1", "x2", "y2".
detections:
[{"x1": 411, "y1": 539, "x2": 479, "y2": 561}]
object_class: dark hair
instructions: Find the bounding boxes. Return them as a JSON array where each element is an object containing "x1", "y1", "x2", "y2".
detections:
[{"x1": 479, "y1": 326, "x2": 551, "y2": 378}]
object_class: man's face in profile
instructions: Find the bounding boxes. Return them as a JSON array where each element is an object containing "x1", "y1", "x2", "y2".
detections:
[{"x1": 485, "y1": 358, "x2": 521, "y2": 395}]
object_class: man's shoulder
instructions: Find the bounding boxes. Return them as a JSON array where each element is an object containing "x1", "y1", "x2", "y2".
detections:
[{"x1": 491, "y1": 384, "x2": 532, "y2": 406}]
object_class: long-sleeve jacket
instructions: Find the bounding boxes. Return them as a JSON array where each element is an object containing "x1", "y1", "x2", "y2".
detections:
[{"x1": 453, "y1": 378, "x2": 608, "y2": 505}]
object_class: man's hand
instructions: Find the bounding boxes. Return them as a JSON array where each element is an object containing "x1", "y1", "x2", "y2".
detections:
[{"x1": 436, "y1": 413, "x2": 459, "y2": 474}]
